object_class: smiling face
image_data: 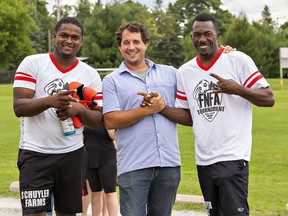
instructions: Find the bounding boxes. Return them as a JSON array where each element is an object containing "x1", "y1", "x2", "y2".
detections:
[
  {"x1": 53, "y1": 23, "x2": 83, "y2": 59},
  {"x1": 118, "y1": 29, "x2": 148, "y2": 71},
  {"x1": 191, "y1": 20, "x2": 220, "y2": 58}
]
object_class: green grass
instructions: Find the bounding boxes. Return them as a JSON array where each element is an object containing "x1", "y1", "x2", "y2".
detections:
[
  {"x1": 1, "y1": 79, "x2": 288, "y2": 215},
  {"x1": 0, "y1": 84, "x2": 20, "y2": 198}
]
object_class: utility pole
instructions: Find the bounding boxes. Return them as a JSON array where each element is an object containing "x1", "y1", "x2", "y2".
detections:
[
  {"x1": 48, "y1": 30, "x2": 51, "y2": 53},
  {"x1": 57, "y1": 0, "x2": 61, "y2": 21},
  {"x1": 34, "y1": 0, "x2": 37, "y2": 20},
  {"x1": 48, "y1": 0, "x2": 61, "y2": 52},
  {"x1": 276, "y1": 16, "x2": 286, "y2": 28}
]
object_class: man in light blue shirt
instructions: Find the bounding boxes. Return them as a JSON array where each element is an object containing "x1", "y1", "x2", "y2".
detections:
[{"x1": 102, "y1": 21, "x2": 191, "y2": 216}]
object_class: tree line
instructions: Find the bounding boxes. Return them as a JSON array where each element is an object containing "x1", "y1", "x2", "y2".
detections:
[{"x1": 1, "y1": 0, "x2": 288, "y2": 79}]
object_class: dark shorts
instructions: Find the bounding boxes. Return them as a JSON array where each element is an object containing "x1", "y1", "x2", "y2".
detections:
[
  {"x1": 197, "y1": 160, "x2": 249, "y2": 216},
  {"x1": 86, "y1": 158, "x2": 117, "y2": 193},
  {"x1": 17, "y1": 147, "x2": 86, "y2": 214}
]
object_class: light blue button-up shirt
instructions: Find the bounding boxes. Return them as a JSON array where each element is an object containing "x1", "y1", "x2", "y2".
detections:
[{"x1": 102, "y1": 59, "x2": 181, "y2": 176}]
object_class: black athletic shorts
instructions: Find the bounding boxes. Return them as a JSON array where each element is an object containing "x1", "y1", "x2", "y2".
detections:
[
  {"x1": 17, "y1": 147, "x2": 86, "y2": 214},
  {"x1": 197, "y1": 160, "x2": 249, "y2": 216},
  {"x1": 86, "y1": 158, "x2": 117, "y2": 193}
]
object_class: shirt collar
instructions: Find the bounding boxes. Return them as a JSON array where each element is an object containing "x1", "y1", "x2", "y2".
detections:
[{"x1": 118, "y1": 59, "x2": 156, "y2": 74}]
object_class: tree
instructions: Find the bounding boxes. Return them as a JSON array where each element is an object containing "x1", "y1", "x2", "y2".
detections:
[
  {"x1": 75, "y1": 0, "x2": 93, "y2": 23},
  {"x1": 168, "y1": 0, "x2": 222, "y2": 36},
  {"x1": 74, "y1": 0, "x2": 93, "y2": 57},
  {"x1": 224, "y1": 13, "x2": 279, "y2": 78},
  {"x1": 0, "y1": 0, "x2": 37, "y2": 72},
  {"x1": 81, "y1": 1, "x2": 152, "y2": 68},
  {"x1": 149, "y1": 9, "x2": 184, "y2": 67},
  {"x1": 166, "y1": 0, "x2": 234, "y2": 65},
  {"x1": 153, "y1": 0, "x2": 163, "y2": 10},
  {"x1": 280, "y1": 21, "x2": 288, "y2": 30},
  {"x1": 213, "y1": 8, "x2": 235, "y2": 38},
  {"x1": 260, "y1": 5, "x2": 276, "y2": 29},
  {"x1": 29, "y1": 0, "x2": 55, "y2": 53},
  {"x1": 180, "y1": 34, "x2": 197, "y2": 63},
  {"x1": 50, "y1": 2, "x2": 73, "y2": 20}
]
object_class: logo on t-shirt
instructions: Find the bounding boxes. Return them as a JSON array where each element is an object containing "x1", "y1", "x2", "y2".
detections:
[
  {"x1": 44, "y1": 78, "x2": 66, "y2": 96},
  {"x1": 44, "y1": 78, "x2": 67, "y2": 116},
  {"x1": 193, "y1": 79, "x2": 225, "y2": 122}
]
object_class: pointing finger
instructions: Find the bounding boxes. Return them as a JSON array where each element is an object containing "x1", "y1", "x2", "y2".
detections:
[
  {"x1": 209, "y1": 73, "x2": 224, "y2": 81},
  {"x1": 60, "y1": 89, "x2": 77, "y2": 95},
  {"x1": 137, "y1": 91, "x2": 149, "y2": 97}
]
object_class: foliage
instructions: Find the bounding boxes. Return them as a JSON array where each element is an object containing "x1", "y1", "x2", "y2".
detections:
[
  {"x1": 214, "y1": 8, "x2": 235, "y2": 37},
  {"x1": 75, "y1": 0, "x2": 93, "y2": 24},
  {"x1": 74, "y1": 0, "x2": 93, "y2": 57},
  {"x1": 252, "y1": 22, "x2": 281, "y2": 78},
  {"x1": 168, "y1": 0, "x2": 222, "y2": 36},
  {"x1": 223, "y1": 13, "x2": 278, "y2": 78},
  {"x1": 180, "y1": 35, "x2": 197, "y2": 64},
  {"x1": 29, "y1": 0, "x2": 55, "y2": 53},
  {"x1": 260, "y1": 5, "x2": 277, "y2": 29},
  {"x1": 0, "y1": 0, "x2": 37, "y2": 71},
  {"x1": 0, "y1": 0, "x2": 288, "y2": 77},
  {"x1": 81, "y1": 1, "x2": 152, "y2": 68},
  {"x1": 50, "y1": 2, "x2": 73, "y2": 19},
  {"x1": 149, "y1": 9, "x2": 184, "y2": 67}
]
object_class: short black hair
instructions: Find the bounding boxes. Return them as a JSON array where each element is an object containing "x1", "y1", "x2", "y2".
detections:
[
  {"x1": 55, "y1": 17, "x2": 84, "y2": 35},
  {"x1": 115, "y1": 21, "x2": 150, "y2": 46},
  {"x1": 192, "y1": 13, "x2": 219, "y2": 32}
]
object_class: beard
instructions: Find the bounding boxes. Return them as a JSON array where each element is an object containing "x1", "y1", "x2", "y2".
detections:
[{"x1": 54, "y1": 46, "x2": 77, "y2": 58}]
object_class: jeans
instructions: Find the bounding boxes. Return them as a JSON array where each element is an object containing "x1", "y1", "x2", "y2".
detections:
[{"x1": 118, "y1": 166, "x2": 180, "y2": 216}]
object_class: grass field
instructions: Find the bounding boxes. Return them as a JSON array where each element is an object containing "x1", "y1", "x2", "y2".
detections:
[{"x1": 0, "y1": 79, "x2": 287, "y2": 215}]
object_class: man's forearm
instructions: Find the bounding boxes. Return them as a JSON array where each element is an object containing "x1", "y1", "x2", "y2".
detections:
[
  {"x1": 78, "y1": 109, "x2": 103, "y2": 130},
  {"x1": 160, "y1": 106, "x2": 192, "y2": 126}
]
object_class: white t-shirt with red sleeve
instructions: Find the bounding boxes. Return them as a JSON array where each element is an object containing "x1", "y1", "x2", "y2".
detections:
[
  {"x1": 13, "y1": 53, "x2": 102, "y2": 154},
  {"x1": 176, "y1": 48, "x2": 270, "y2": 165}
]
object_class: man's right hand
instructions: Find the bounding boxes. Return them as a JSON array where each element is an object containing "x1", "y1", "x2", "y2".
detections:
[
  {"x1": 137, "y1": 91, "x2": 158, "y2": 107},
  {"x1": 137, "y1": 91, "x2": 165, "y2": 113},
  {"x1": 50, "y1": 89, "x2": 78, "y2": 110}
]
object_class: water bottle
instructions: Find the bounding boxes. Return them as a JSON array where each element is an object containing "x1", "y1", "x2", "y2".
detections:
[
  {"x1": 58, "y1": 85, "x2": 75, "y2": 136},
  {"x1": 60, "y1": 117, "x2": 76, "y2": 136}
]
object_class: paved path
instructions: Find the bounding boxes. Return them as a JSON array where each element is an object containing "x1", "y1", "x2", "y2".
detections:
[{"x1": 0, "y1": 197, "x2": 206, "y2": 216}]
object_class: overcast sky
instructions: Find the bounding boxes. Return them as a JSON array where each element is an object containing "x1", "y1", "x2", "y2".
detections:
[{"x1": 47, "y1": 0, "x2": 288, "y2": 26}]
